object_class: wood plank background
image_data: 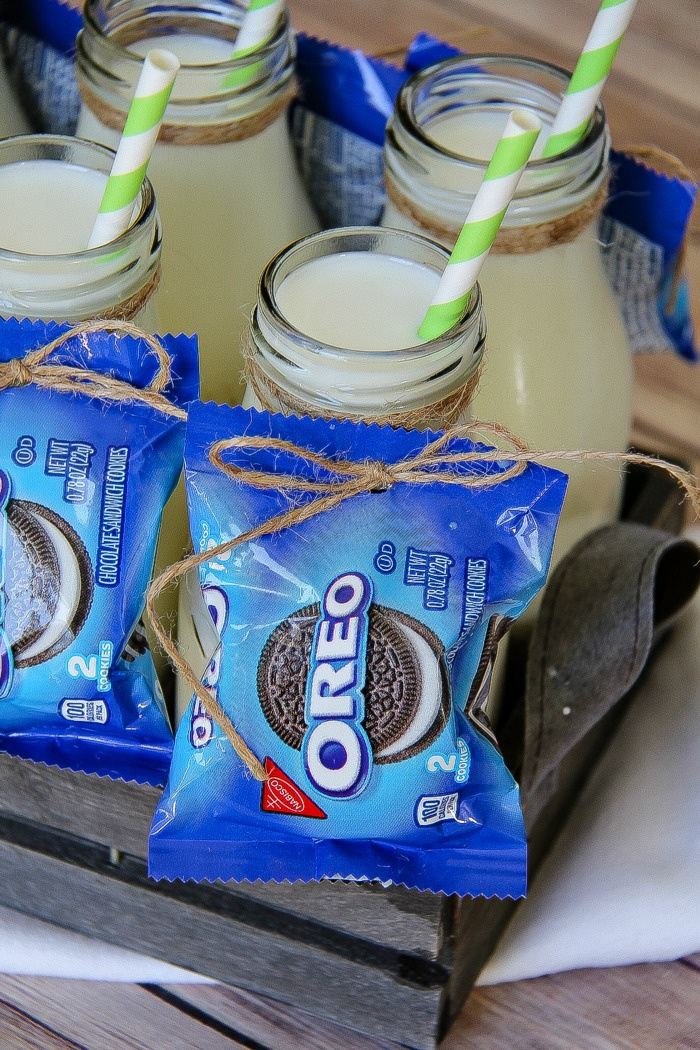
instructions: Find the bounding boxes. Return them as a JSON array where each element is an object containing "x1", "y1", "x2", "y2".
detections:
[{"x1": 0, "y1": 0, "x2": 698, "y2": 1046}]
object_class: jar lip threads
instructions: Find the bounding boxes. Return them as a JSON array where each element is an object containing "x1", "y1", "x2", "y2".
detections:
[
  {"x1": 259, "y1": 226, "x2": 483, "y2": 355},
  {"x1": 386, "y1": 55, "x2": 609, "y2": 232},
  {"x1": 78, "y1": 0, "x2": 294, "y2": 127},
  {"x1": 0, "y1": 134, "x2": 157, "y2": 262}
]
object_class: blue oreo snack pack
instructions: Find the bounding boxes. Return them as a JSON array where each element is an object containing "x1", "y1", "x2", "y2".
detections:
[
  {"x1": 149, "y1": 405, "x2": 568, "y2": 897},
  {"x1": 0, "y1": 317, "x2": 198, "y2": 785}
]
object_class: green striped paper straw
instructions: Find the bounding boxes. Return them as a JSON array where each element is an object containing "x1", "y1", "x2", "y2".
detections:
[
  {"x1": 418, "y1": 110, "x2": 542, "y2": 341},
  {"x1": 88, "y1": 49, "x2": 179, "y2": 250},
  {"x1": 222, "y1": 0, "x2": 284, "y2": 89},
  {"x1": 542, "y1": 0, "x2": 638, "y2": 158}
]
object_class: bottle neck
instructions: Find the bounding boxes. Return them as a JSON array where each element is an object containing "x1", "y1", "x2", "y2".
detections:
[
  {"x1": 0, "y1": 134, "x2": 160, "y2": 324},
  {"x1": 77, "y1": 0, "x2": 296, "y2": 136},
  {"x1": 385, "y1": 54, "x2": 610, "y2": 234},
  {"x1": 245, "y1": 227, "x2": 485, "y2": 427}
]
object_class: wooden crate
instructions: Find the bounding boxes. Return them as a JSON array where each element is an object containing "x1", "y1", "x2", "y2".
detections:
[{"x1": 0, "y1": 463, "x2": 686, "y2": 1050}]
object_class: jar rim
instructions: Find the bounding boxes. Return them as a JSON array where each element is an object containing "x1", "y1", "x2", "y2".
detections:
[
  {"x1": 259, "y1": 225, "x2": 484, "y2": 361},
  {"x1": 79, "y1": 0, "x2": 293, "y2": 109},
  {"x1": 385, "y1": 53, "x2": 609, "y2": 230},
  {"x1": 397, "y1": 52, "x2": 607, "y2": 169}
]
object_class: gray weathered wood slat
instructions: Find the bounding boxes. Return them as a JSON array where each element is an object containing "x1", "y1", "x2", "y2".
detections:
[
  {"x1": 0, "y1": 837, "x2": 444, "y2": 1049},
  {"x1": 0, "y1": 753, "x2": 447, "y2": 958}
]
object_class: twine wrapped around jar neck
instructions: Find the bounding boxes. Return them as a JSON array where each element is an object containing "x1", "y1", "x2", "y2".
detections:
[
  {"x1": 99, "y1": 265, "x2": 161, "y2": 322},
  {"x1": 78, "y1": 79, "x2": 296, "y2": 146},
  {"x1": 241, "y1": 326, "x2": 482, "y2": 429},
  {"x1": 384, "y1": 173, "x2": 609, "y2": 254}
]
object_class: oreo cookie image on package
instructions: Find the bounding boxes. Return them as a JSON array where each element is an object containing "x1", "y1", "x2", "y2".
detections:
[
  {"x1": 258, "y1": 602, "x2": 451, "y2": 767},
  {"x1": 0, "y1": 317, "x2": 198, "y2": 785},
  {"x1": 5, "y1": 499, "x2": 94, "y2": 669},
  {"x1": 150, "y1": 404, "x2": 568, "y2": 897}
]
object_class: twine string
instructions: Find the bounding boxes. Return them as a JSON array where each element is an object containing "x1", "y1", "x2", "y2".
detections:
[
  {"x1": 145, "y1": 421, "x2": 700, "y2": 783},
  {"x1": 0, "y1": 319, "x2": 187, "y2": 420},
  {"x1": 78, "y1": 79, "x2": 296, "y2": 146},
  {"x1": 385, "y1": 176, "x2": 609, "y2": 255},
  {"x1": 240, "y1": 325, "x2": 484, "y2": 429}
]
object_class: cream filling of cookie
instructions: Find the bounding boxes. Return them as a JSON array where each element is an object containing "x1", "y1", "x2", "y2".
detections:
[
  {"x1": 374, "y1": 621, "x2": 443, "y2": 760},
  {"x1": 19, "y1": 512, "x2": 83, "y2": 662}
]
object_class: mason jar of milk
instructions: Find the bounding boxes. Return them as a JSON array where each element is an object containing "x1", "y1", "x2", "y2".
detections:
[
  {"x1": 175, "y1": 224, "x2": 486, "y2": 721},
  {"x1": 0, "y1": 134, "x2": 160, "y2": 327},
  {"x1": 76, "y1": 0, "x2": 319, "y2": 405},
  {"x1": 382, "y1": 55, "x2": 633, "y2": 567}
]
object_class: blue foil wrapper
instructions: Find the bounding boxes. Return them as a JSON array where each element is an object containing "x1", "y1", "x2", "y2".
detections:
[
  {"x1": 2, "y1": 0, "x2": 80, "y2": 56},
  {"x1": 0, "y1": 318, "x2": 198, "y2": 784},
  {"x1": 601, "y1": 149, "x2": 698, "y2": 360},
  {"x1": 149, "y1": 405, "x2": 568, "y2": 897}
]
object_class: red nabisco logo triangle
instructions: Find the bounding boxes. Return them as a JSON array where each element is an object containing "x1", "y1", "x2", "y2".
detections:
[{"x1": 261, "y1": 758, "x2": 327, "y2": 819}]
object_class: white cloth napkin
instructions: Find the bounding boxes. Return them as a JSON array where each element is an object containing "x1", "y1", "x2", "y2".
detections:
[
  {"x1": 478, "y1": 525, "x2": 700, "y2": 985},
  {"x1": 0, "y1": 903, "x2": 215, "y2": 983}
]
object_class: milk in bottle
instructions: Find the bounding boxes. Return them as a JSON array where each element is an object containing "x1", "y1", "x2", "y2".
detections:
[
  {"x1": 0, "y1": 134, "x2": 185, "y2": 690},
  {"x1": 383, "y1": 56, "x2": 633, "y2": 570},
  {"x1": 76, "y1": 0, "x2": 320, "y2": 404}
]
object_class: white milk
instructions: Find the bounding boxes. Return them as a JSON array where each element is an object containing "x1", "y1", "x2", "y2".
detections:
[
  {"x1": 176, "y1": 226, "x2": 485, "y2": 724},
  {"x1": 427, "y1": 108, "x2": 548, "y2": 164},
  {"x1": 128, "y1": 32, "x2": 234, "y2": 85},
  {"x1": 384, "y1": 59, "x2": 633, "y2": 727},
  {"x1": 275, "y1": 252, "x2": 442, "y2": 351},
  {"x1": 0, "y1": 138, "x2": 175, "y2": 689},
  {"x1": 0, "y1": 160, "x2": 107, "y2": 255},
  {"x1": 383, "y1": 82, "x2": 632, "y2": 576},
  {"x1": 0, "y1": 62, "x2": 29, "y2": 137},
  {"x1": 77, "y1": 28, "x2": 319, "y2": 405}
]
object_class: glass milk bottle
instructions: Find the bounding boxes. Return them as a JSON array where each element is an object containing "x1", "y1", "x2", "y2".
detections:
[
  {"x1": 0, "y1": 134, "x2": 160, "y2": 327},
  {"x1": 76, "y1": 0, "x2": 320, "y2": 405},
  {"x1": 175, "y1": 225, "x2": 486, "y2": 721},
  {"x1": 382, "y1": 55, "x2": 633, "y2": 570}
]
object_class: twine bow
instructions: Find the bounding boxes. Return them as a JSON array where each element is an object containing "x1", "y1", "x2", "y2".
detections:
[
  {"x1": 145, "y1": 422, "x2": 700, "y2": 783},
  {"x1": 0, "y1": 319, "x2": 187, "y2": 420}
]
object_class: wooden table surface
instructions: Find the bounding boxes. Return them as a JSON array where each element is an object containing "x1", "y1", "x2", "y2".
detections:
[{"x1": 2, "y1": 1, "x2": 699, "y2": 1047}]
